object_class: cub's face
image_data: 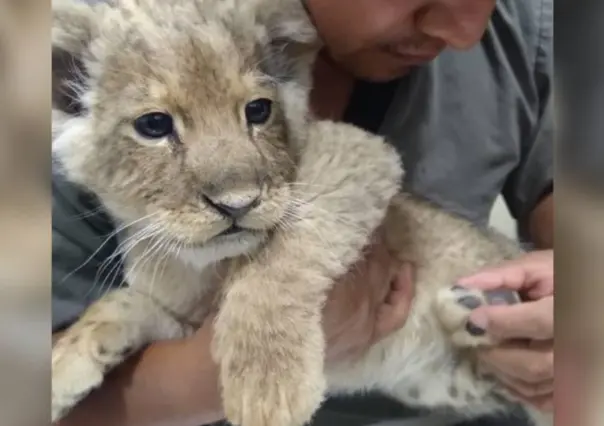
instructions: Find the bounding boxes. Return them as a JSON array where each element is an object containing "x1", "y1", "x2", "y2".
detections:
[{"x1": 52, "y1": 0, "x2": 318, "y2": 260}]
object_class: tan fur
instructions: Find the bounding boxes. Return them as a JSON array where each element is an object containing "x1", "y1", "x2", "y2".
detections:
[{"x1": 51, "y1": 1, "x2": 551, "y2": 426}]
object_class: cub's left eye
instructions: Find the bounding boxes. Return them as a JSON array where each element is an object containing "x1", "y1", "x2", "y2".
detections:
[
  {"x1": 245, "y1": 98, "x2": 273, "y2": 125},
  {"x1": 134, "y1": 112, "x2": 174, "y2": 139}
]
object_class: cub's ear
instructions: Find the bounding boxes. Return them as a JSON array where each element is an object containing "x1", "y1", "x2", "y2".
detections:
[
  {"x1": 255, "y1": 0, "x2": 322, "y2": 62},
  {"x1": 52, "y1": 0, "x2": 104, "y2": 115},
  {"x1": 250, "y1": 0, "x2": 322, "y2": 87},
  {"x1": 263, "y1": 0, "x2": 319, "y2": 45},
  {"x1": 52, "y1": 0, "x2": 101, "y2": 58}
]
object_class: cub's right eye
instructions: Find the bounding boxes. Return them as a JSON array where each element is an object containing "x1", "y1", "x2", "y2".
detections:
[{"x1": 134, "y1": 112, "x2": 174, "y2": 139}]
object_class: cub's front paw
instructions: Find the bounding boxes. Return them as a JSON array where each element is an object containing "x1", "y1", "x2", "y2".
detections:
[
  {"x1": 434, "y1": 285, "x2": 521, "y2": 348},
  {"x1": 222, "y1": 356, "x2": 324, "y2": 426},
  {"x1": 214, "y1": 314, "x2": 326, "y2": 426},
  {"x1": 52, "y1": 334, "x2": 105, "y2": 422},
  {"x1": 51, "y1": 323, "x2": 135, "y2": 422}
]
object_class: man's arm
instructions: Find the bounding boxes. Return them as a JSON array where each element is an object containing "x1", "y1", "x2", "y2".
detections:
[
  {"x1": 51, "y1": 172, "x2": 409, "y2": 426},
  {"x1": 52, "y1": 175, "x2": 225, "y2": 426},
  {"x1": 529, "y1": 191, "x2": 553, "y2": 250}
]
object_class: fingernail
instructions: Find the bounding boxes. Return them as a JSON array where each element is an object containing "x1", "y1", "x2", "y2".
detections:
[
  {"x1": 484, "y1": 289, "x2": 521, "y2": 306},
  {"x1": 466, "y1": 311, "x2": 488, "y2": 336}
]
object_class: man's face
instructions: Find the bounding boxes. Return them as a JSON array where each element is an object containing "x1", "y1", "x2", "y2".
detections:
[{"x1": 305, "y1": 0, "x2": 496, "y2": 81}]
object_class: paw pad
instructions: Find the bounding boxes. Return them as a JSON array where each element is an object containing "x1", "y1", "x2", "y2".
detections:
[
  {"x1": 450, "y1": 285, "x2": 485, "y2": 310},
  {"x1": 457, "y1": 295, "x2": 483, "y2": 310},
  {"x1": 435, "y1": 285, "x2": 522, "y2": 348},
  {"x1": 465, "y1": 321, "x2": 486, "y2": 336},
  {"x1": 450, "y1": 285, "x2": 520, "y2": 310}
]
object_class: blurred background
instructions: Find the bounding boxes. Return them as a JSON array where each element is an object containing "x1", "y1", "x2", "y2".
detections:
[
  {"x1": 0, "y1": 0, "x2": 50, "y2": 424},
  {"x1": 0, "y1": 0, "x2": 602, "y2": 425}
]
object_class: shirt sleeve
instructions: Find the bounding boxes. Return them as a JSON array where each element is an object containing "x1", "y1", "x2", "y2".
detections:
[
  {"x1": 502, "y1": 0, "x2": 553, "y2": 234},
  {"x1": 52, "y1": 173, "x2": 122, "y2": 332}
]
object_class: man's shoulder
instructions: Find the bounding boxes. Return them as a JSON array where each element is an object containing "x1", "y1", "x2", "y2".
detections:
[
  {"x1": 377, "y1": 0, "x2": 553, "y2": 227},
  {"x1": 382, "y1": 0, "x2": 553, "y2": 128},
  {"x1": 492, "y1": 0, "x2": 553, "y2": 67},
  {"x1": 496, "y1": 0, "x2": 553, "y2": 36}
]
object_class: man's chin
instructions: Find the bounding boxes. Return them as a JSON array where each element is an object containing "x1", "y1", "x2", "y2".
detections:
[
  {"x1": 361, "y1": 66, "x2": 412, "y2": 83},
  {"x1": 331, "y1": 52, "x2": 414, "y2": 82}
]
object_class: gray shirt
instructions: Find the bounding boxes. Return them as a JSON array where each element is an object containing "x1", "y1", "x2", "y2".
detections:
[{"x1": 379, "y1": 0, "x2": 553, "y2": 233}]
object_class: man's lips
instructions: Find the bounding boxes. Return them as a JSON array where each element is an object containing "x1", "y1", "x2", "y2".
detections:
[{"x1": 383, "y1": 46, "x2": 441, "y2": 64}]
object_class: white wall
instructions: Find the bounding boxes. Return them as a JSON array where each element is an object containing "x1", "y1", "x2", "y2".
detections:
[{"x1": 488, "y1": 195, "x2": 516, "y2": 239}]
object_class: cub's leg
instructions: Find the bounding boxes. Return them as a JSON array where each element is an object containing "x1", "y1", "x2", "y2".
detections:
[
  {"x1": 434, "y1": 284, "x2": 521, "y2": 347},
  {"x1": 434, "y1": 287, "x2": 553, "y2": 426},
  {"x1": 51, "y1": 287, "x2": 193, "y2": 422},
  {"x1": 213, "y1": 121, "x2": 402, "y2": 426}
]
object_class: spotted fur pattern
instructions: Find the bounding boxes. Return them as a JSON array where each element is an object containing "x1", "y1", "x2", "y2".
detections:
[{"x1": 51, "y1": 1, "x2": 551, "y2": 426}]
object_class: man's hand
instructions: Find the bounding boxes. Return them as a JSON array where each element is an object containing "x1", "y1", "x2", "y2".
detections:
[
  {"x1": 458, "y1": 250, "x2": 554, "y2": 411},
  {"x1": 322, "y1": 231, "x2": 415, "y2": 364}
]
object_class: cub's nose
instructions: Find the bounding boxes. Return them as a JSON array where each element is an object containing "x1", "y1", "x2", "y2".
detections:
[{"x1": 202, "y1": 191, "x2": 261, "y2": 220}]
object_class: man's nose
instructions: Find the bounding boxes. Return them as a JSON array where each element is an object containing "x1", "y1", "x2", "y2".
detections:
[{"x1": 417, "y1": 7, "x2": 484, "y2": 50}]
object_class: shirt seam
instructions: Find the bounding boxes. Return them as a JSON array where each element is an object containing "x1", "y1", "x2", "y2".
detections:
[{"x1": 533, "y1": 0, "x2": 551, "y2": 92}]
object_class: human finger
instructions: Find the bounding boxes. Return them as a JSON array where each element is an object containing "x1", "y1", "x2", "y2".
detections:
[
  {"x1": 366, "y1": 240, "x2": 400, "y2": 307},
  {"x1": 468, "y1": 296, "x2": 553, "y2": 341},
  {"x1": 478, "y1": 341, "x2": 554, "y2": 384},
  {"x1": 508, "y1": 388, "x2": 554, "y2": 412},
  {"x1": 458, "y1": 251, "x2": 553, "y2": 297},
  {"x1": 374, "y1": 262, "x2": 415, "y2": 339},
  {"x1": 485, "y1": 364, "x2": 554, "y2": 399}
]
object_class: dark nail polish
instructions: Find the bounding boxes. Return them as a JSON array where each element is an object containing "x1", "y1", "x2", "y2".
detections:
[
  {"x1": 466, "y1": 321, "x2": 486, "y2": 336},
  {"x1": 458, "y1": 295, "x2": 482, "y2": 310}
]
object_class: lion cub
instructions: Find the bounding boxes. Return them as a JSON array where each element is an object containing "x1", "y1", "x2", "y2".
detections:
[{"x1": 51, "y1": 1, "x2": 550, "y2": 426}]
